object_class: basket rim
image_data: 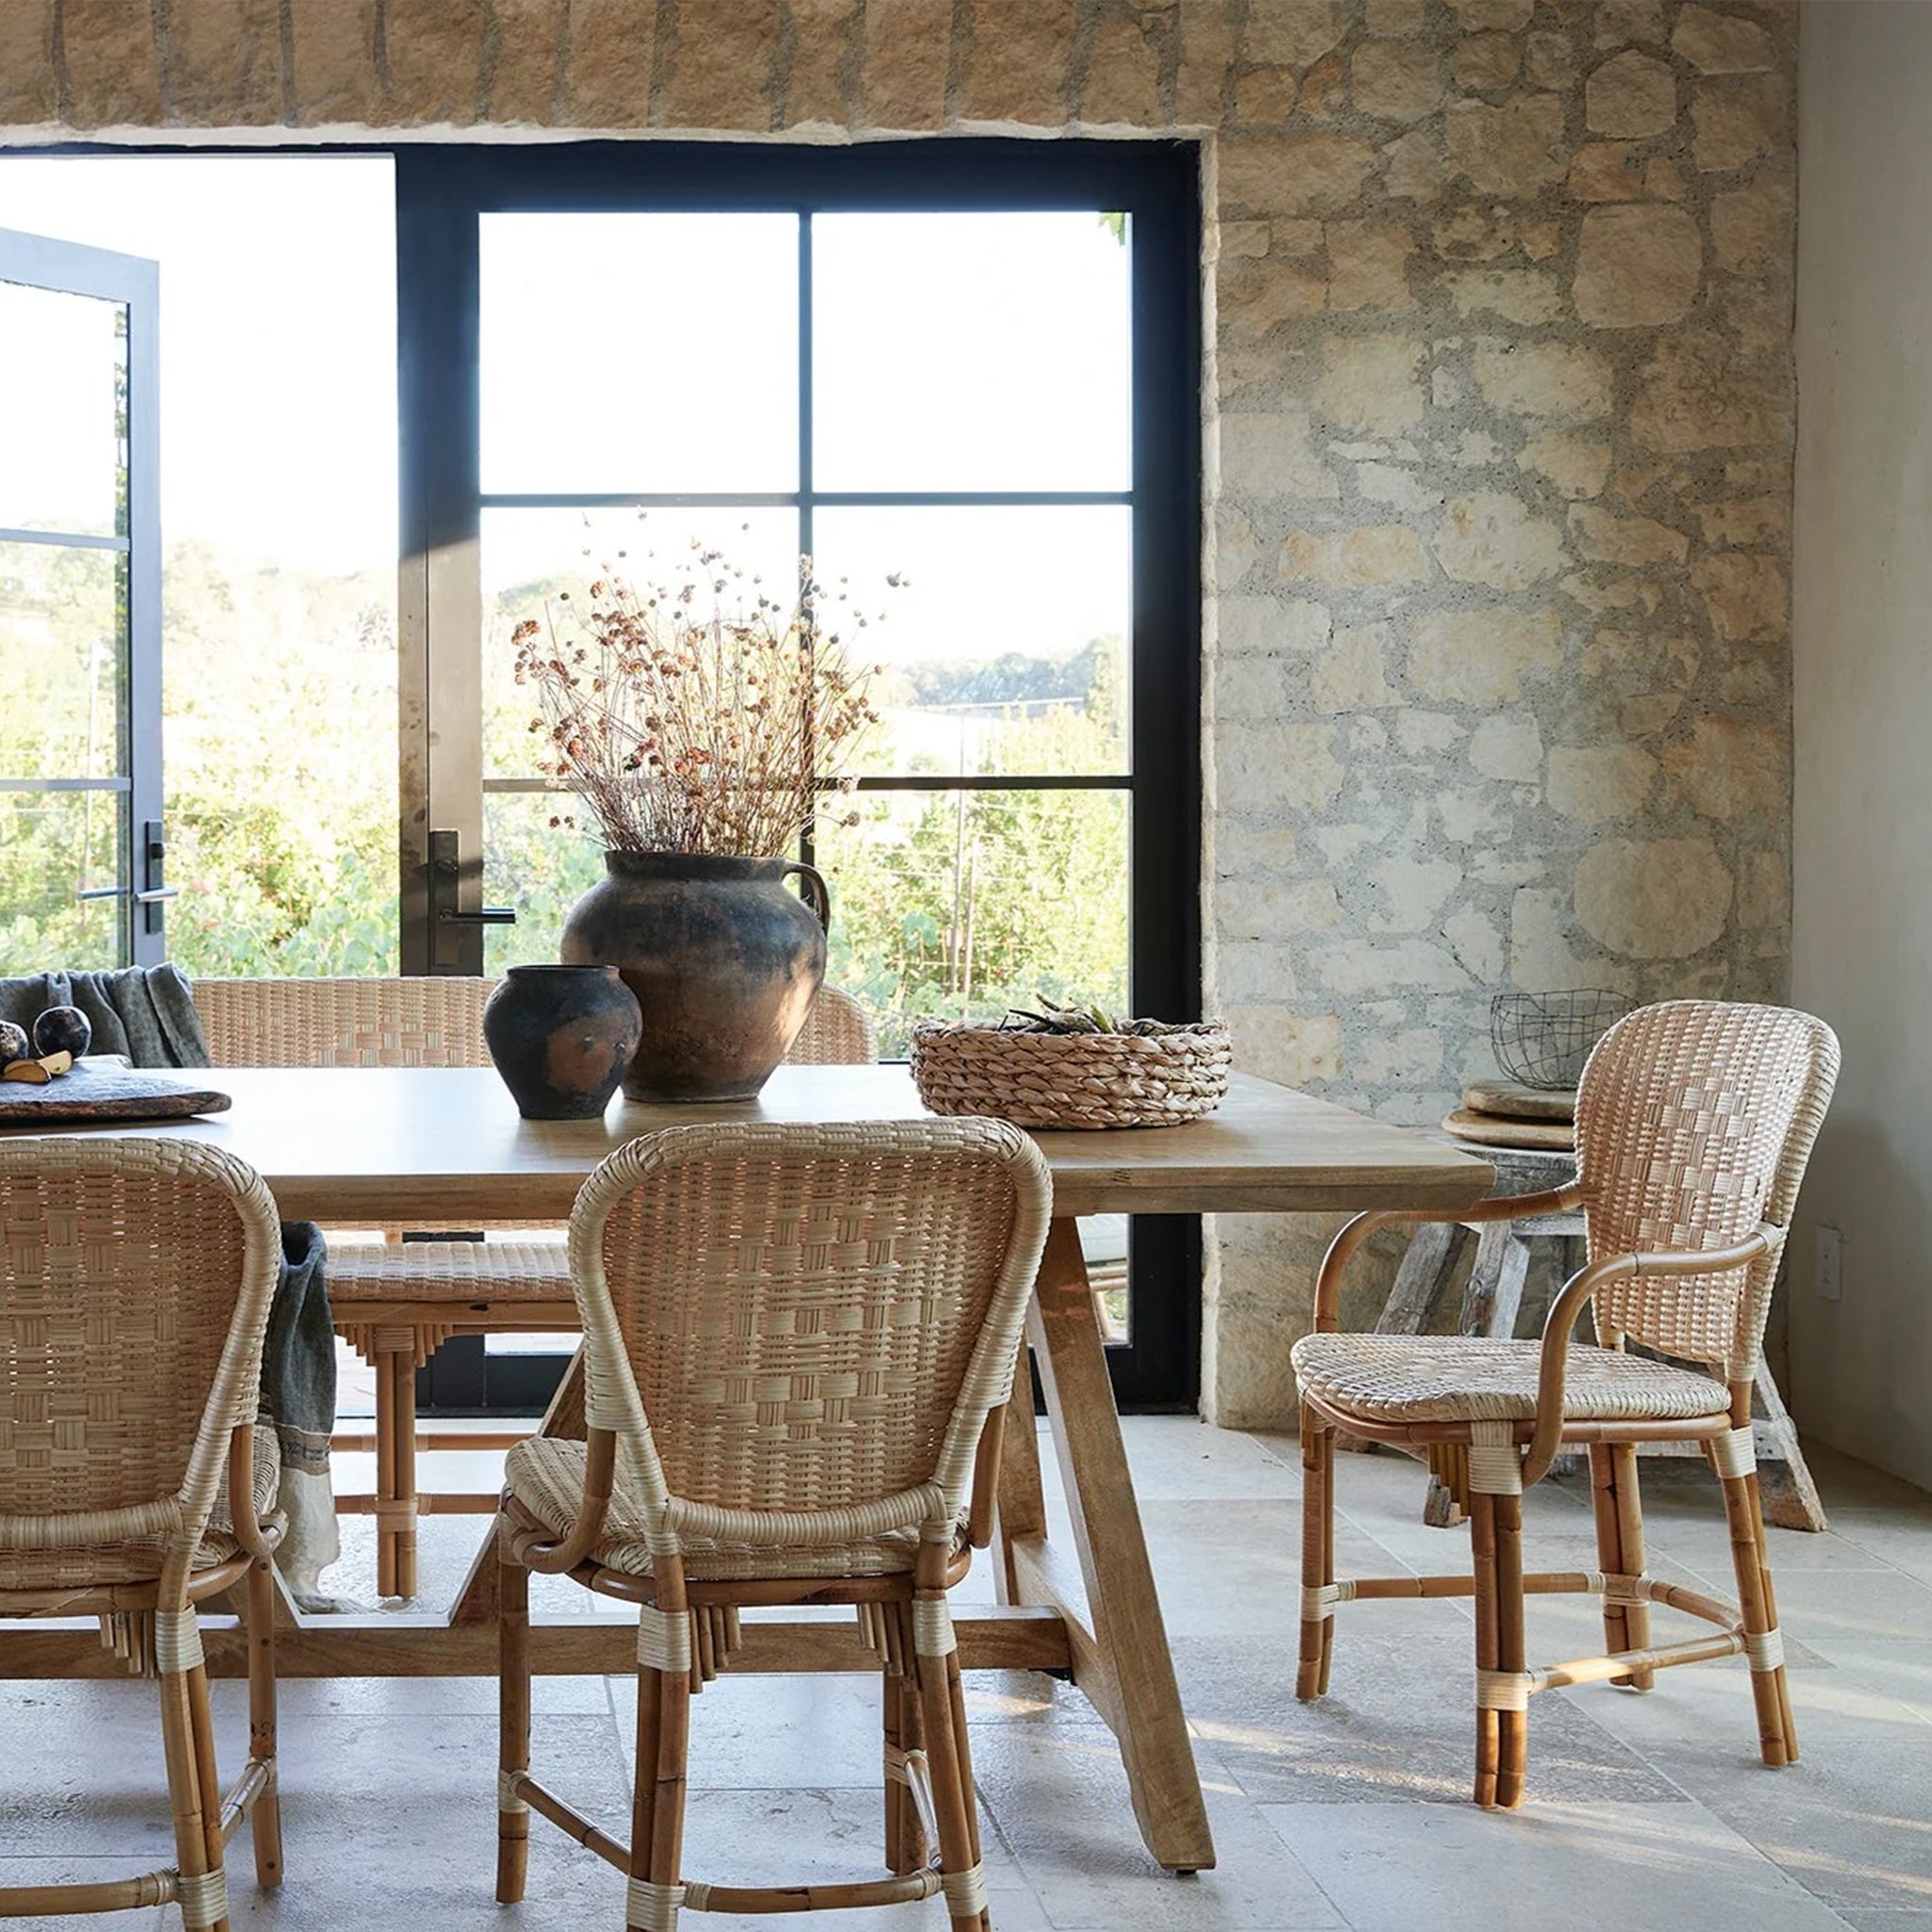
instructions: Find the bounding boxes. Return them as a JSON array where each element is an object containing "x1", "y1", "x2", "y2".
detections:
[{"x1": 910, "y1": 1018, "x2": 1228, "y2": 1044}]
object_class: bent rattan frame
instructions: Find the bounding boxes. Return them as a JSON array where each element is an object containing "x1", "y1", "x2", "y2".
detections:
[
  {"x1": 495, "y1": 1117, "x2": 1053, "y2": 1931},
  {"x1": 1291, "y1": 1000, "x2": 1840, "y2": 1811},
  {"x1": 194, "y1": 974, "x2": 879, "y2": 1596},
  {"x1": 0, "y1": 1137, "x2": 288, "y2": 1929}
]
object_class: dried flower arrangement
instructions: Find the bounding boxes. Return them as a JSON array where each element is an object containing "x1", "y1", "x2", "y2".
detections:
[{"x1": 511, "y1": 540, "x2": 888, "y2": 858}]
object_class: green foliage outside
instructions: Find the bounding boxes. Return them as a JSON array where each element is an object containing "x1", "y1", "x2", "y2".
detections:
[{"x1": 4, "y1": 543, "x2": 1128, "y2": 1056}]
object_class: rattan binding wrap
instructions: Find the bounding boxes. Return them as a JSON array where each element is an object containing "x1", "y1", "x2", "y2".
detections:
[{"x1": 909, "y1": 1019, "x2": 1231, "y2": 1129}]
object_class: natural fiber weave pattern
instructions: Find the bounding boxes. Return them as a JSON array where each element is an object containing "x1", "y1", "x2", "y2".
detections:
[
  {"x1": 786, "y1": 985, "x2": 876, "y2": 1066},
  {"x1": 0, "y1": 1424, "x2": 279, "y2": 1590},
  {"x1": 1574, "y1": 1001, "x2": 1840, "y2": 1377},
  {"x1": 1290, "y1": 1333, "x2": 1732, "y2": 1424},
  {"x1": 0, "y1": 1138, "x2": 282, "y2": 1588},
  {"x1": 194, "y1": 974, "x2": 495, "y2": 1069},
  {"x1": 505, "y1": 1435, "x2": 963, "y2": 1579},
  {"x1": 326, "y1": 1238, "x2": 569, "y2": 1304},
  {"x1": 552, "y1": 1117, "x2": 1052, "y2": 1564},
  {"x1": 909, "y1": 1020, "x2": 1231, "y2": 1129}
]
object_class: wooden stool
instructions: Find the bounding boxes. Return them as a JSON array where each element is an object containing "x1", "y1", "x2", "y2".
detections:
[{"x1": 1371, "y1": 1142, "x2": 1828, "y2": 1532}]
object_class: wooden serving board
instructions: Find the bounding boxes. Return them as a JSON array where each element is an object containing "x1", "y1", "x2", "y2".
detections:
[
  {"x1": 1441, "y1": 1107, "x2": 1574, "y2": 1152},
  {"x1": 0, "y1": 1058, "x2": 232, "y2": 1124},
  {"x1": 1459, "y1": 1079, "x2": 1577, "y2": 1124}
]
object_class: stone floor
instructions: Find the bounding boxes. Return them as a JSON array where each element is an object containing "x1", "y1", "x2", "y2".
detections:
[{"x1": 6, "y1": 1420, "x2": 1932, "y2": 1931}]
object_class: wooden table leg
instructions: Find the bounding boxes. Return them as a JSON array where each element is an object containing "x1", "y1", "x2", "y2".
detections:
[
  {"x1": 1000, "y1": 1219, "x2": 1215, "y2": 1874},
  {"x1": 991, "y1": 1339, "x2": 1046, "y2": 1607}
]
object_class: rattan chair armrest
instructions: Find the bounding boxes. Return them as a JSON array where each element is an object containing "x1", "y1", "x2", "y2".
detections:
[
  {"x1": 966, "y1": 1407, "x2": 1007, "y2": 1550},
  {"x1": 226, "y1": 1425, "x2": 281, "y2": 1561},
  {"x1": 1311, "y1": 1183, "x2": 1589, "y2": 1332},
  {"x1": 511, "y1": 1427, "x2": 618, "y2": 1574},
  {"x1": 1522, "y1": 1225, "x2": 1777, "y2": 1485}
]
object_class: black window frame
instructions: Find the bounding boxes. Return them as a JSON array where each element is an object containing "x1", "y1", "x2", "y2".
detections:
[{"x1": 398, "y1": 138, "x2": 1203, "y2": 1411}]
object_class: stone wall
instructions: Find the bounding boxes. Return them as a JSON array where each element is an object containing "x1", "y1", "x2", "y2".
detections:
[{"x1": 0, "y1": 0, "x2": 1799, "y2": 1425}]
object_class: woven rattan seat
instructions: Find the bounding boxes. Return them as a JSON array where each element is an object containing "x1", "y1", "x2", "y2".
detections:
[
  {"x1": 326, "y1": 1238, "x2": 569, "y2": 1302},
  {"x1": 1291, "y1": 1333, "x2": 1731, "y2": 1426},
  {"x1": 494, "y1": 1118, "x2": 1052, "y2": 1931},
  {"x1": 505, "y1": 1437, "x2": 968, "y2": 1580},
  {"x1": 1, "y1": 1137, "x2": 289, "y2": 1927},
  {"x1": 0, "y1": 1425, "x2": 281, "y2": 1589},
  {"x1": 1295, "y1": 1001, "x2": 1840, "y2": 1814}
]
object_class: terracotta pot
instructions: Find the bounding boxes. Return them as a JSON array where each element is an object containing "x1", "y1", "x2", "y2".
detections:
[
  {"x1": 482, "y1": 964, "x2": 641, "y2": 1120},
  {"x1": 559, "y1": 851, "x2": 829, "y2": 1102}
]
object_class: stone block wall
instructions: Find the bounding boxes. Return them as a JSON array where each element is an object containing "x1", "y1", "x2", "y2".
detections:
[{"x1": 0, "y1": 0, "x2": 1799, "y2": 1425}]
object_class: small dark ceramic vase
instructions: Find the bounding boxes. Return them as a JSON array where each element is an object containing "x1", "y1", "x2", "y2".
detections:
[
  {"x1": 560, "y1": 851, "x2": 829, "y2": 1103},
  {"x1": 33, "y1": 1006, "x2": 92, "y2": 1059},
  {"x1": 483, "y1": 964, "x2": 642, "y2": 1121}
]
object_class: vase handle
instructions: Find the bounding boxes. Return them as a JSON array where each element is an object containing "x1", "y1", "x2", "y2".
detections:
[{"x1": 781, "y1": 859, "x2": 831, "y2": 932}]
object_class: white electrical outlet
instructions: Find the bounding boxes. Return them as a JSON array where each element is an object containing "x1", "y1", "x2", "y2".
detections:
[{"x1": 1816, "y1": 1224, "x2": 1843, "y2": 1302}]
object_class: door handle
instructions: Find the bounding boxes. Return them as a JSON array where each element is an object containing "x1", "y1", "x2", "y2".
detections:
[
  {"x1": 428, "y1": 828, "x2": 516, "y2": 939},
  {"x1": 437, "y1": 907, "x2": 516, "y2": 924}
]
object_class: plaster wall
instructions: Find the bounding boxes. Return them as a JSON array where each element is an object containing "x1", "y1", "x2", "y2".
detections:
[
  {"x1": 1790, "y1": 0, "x2": 1932, "y2": 1490},
  {"x1": 0, "y1": 0, "x2": 1800, "y2": 1424}
]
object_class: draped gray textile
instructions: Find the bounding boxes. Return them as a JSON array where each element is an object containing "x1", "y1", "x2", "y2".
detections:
[{"x1": 0, "y1": 963, "x2": 208, "y2": 1066}]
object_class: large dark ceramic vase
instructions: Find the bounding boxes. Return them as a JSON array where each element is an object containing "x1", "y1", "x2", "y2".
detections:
[
  {"x1": 483, "y1": 964, "x2": 642, "y2": 1120},
  {"x1": 559, "y1": 851, "x2": 830, "y2": 1103}
]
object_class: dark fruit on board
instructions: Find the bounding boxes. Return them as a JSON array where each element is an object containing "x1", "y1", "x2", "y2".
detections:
[
  {"x1": 0, "y1": 1021, "x2": 28, "y2": 1065},
  {"x1": 32, "y1": 1007, "x2": 92, "y2": 1059}
]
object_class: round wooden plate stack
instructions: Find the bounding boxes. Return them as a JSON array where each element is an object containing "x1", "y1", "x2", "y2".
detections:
[{"x1": 1441, "y1": 1077, "x2": 1576, "y2": 1151}]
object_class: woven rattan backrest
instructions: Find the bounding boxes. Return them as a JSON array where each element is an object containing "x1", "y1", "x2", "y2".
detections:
[
  {"x1": 1575, "y1": 1001, "x2": 1840, "y2": 1379},
  {"x1": 570, "y1": 1119, "x2": 1052, "y2": 1547},
  {"x1": 0, "y1": 1138, "x2": 281, "y2": 1550},
  {"x1": 194, "y1": 975, "x2": 495, "y2": 1069},
  {"x1": 785, "y1": 985, "x2": 877, "y2": 1066}
]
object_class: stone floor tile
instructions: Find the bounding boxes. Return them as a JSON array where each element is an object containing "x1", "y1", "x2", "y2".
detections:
[
  {"x1": 1749, "y1": 1565, "x2": 1932, "y2": 1647},
  {"x1": 974, "y1": 1725, "x2": 1345, "y2": 1927},
  {"x1": 1116, "y1": 1415, "x2": 1303, "y2": 1502},
  {"x1": 1636, "y1": 1734, "x2": 1932, "y2": 1911},
  {"x1": 1258, "y1": 1797, "x2": 1857, "y2": 1932}
]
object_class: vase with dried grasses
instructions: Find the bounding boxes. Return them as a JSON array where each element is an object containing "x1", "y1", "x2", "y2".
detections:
[{"x1": 512, "y1": 544, "x2": 887, "y2": 1103}]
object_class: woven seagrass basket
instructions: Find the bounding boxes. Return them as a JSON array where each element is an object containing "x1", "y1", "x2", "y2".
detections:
[{"x1": 909, "y1": 1020, "x2": 1232, "y2": 1130}]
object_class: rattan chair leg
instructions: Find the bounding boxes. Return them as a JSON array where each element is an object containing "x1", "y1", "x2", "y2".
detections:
[
  {"x1": 497, "y1": 1549, "x2": 531, "y2": 1905},
  {"x1": 1470, "y1": 1491, "x2": 1502, "y2": 1809},
  {"x1": 1297, "y1": 1405, "x2": 1337, "y2": 1700},
  {"x1": 158, "y1": 1663, "x2": 227, "y2": 1932},
  {"x1": 186, "y1": 1662, "x2": 232, "y2": 1926},
  {"x1": 1717, "y1": 1460, "x2": 1797, "y2": 1767},
  {"x1": 244, "y1": 1556, "x2": 283, "y2": 1888},
  {"x1": 375, "y1": 1349, "x2": 400, "y2": 1598},
  {"x1": 628, "y1": 1662, "x2": 691, "y2": 1931},
  {"x1": 912, "y1": 1616, "x2": 991, "y2": 1932},
  {"x1": 883, "y1": 1639, "x2": 928, "y2": 1874},
  {"x1": 1493, "y1": 1491, "x2": 1529, "y2": 1810},
  {"x1": 1589, "y1": 1443, "x2": 1656, "y2": 1690}
]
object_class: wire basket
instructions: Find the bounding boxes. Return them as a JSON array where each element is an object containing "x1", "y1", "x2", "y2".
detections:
[{"x1": 1490, "y1": 990, "x2": 1633, "y2": 1091}]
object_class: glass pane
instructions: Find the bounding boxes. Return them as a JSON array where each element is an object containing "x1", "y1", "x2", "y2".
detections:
[
  {"x1": 480, "y1": 213, "x2": 798, "y2": 495},
  {"x1": 481, "y1": 791, "x2": 608, "y2": 979},
  {"x1": 0, "y1": 154, "x2": 402, "y2": 977},
  {"x1": 0, "y1": 540, "x2": 124, "y2": 778},
  {"x1": 0, "y1": 786, "x2": 125, "y2": 974},
  {"x1": 483, "y1": 505, "x2": 800, "y2": 778},
  {"x1": 811, "y1": 506, "x2": 1129, "y2": 776},
  {"x1": 0, "y1": 279, "x2": 125, "y2": 538},
  {"x1": 813, "y1": 212, "x2": 1131, "y2": 492},
  {"x1": 1082, "y1": 1216, "x2": 1130, "y2": 1344},
  {"x1": 815, "y1": 786, "x2": 1129, "y2": 1058}
]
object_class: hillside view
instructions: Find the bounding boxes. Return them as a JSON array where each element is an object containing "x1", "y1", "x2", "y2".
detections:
[{"x1": 1, "y1": 541, "x2": 1129, "y2": 1056}]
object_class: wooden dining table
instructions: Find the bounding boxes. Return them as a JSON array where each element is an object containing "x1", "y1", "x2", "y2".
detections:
[{"x1": 0, "y1": 1062, "x2": 1493, "y2": 1874}]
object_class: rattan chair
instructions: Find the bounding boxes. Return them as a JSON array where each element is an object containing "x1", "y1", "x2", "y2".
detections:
[
  {"x1": 1293, "y1": 1000, "x2": 1840, "y2": 1808},
  {"x1": 0, "y1": 1138, "x2": 286, "y2": 1928},
  {"x1": 496, "y1": 1117, "x2": 1052, "y2": 1931},
  {"x1": 194, "y1": 977, "x2": 877, "y2": 1598}
]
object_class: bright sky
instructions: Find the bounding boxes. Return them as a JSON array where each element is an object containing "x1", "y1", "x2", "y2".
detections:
[{"x1": 0, "y1": 156, "x2": 1133, "y2": 662}]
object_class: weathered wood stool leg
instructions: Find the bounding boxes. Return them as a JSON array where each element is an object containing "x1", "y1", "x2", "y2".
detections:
[{"x1": 1424, "y1": 1226, "x2": 1533, "y2": 1528}]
